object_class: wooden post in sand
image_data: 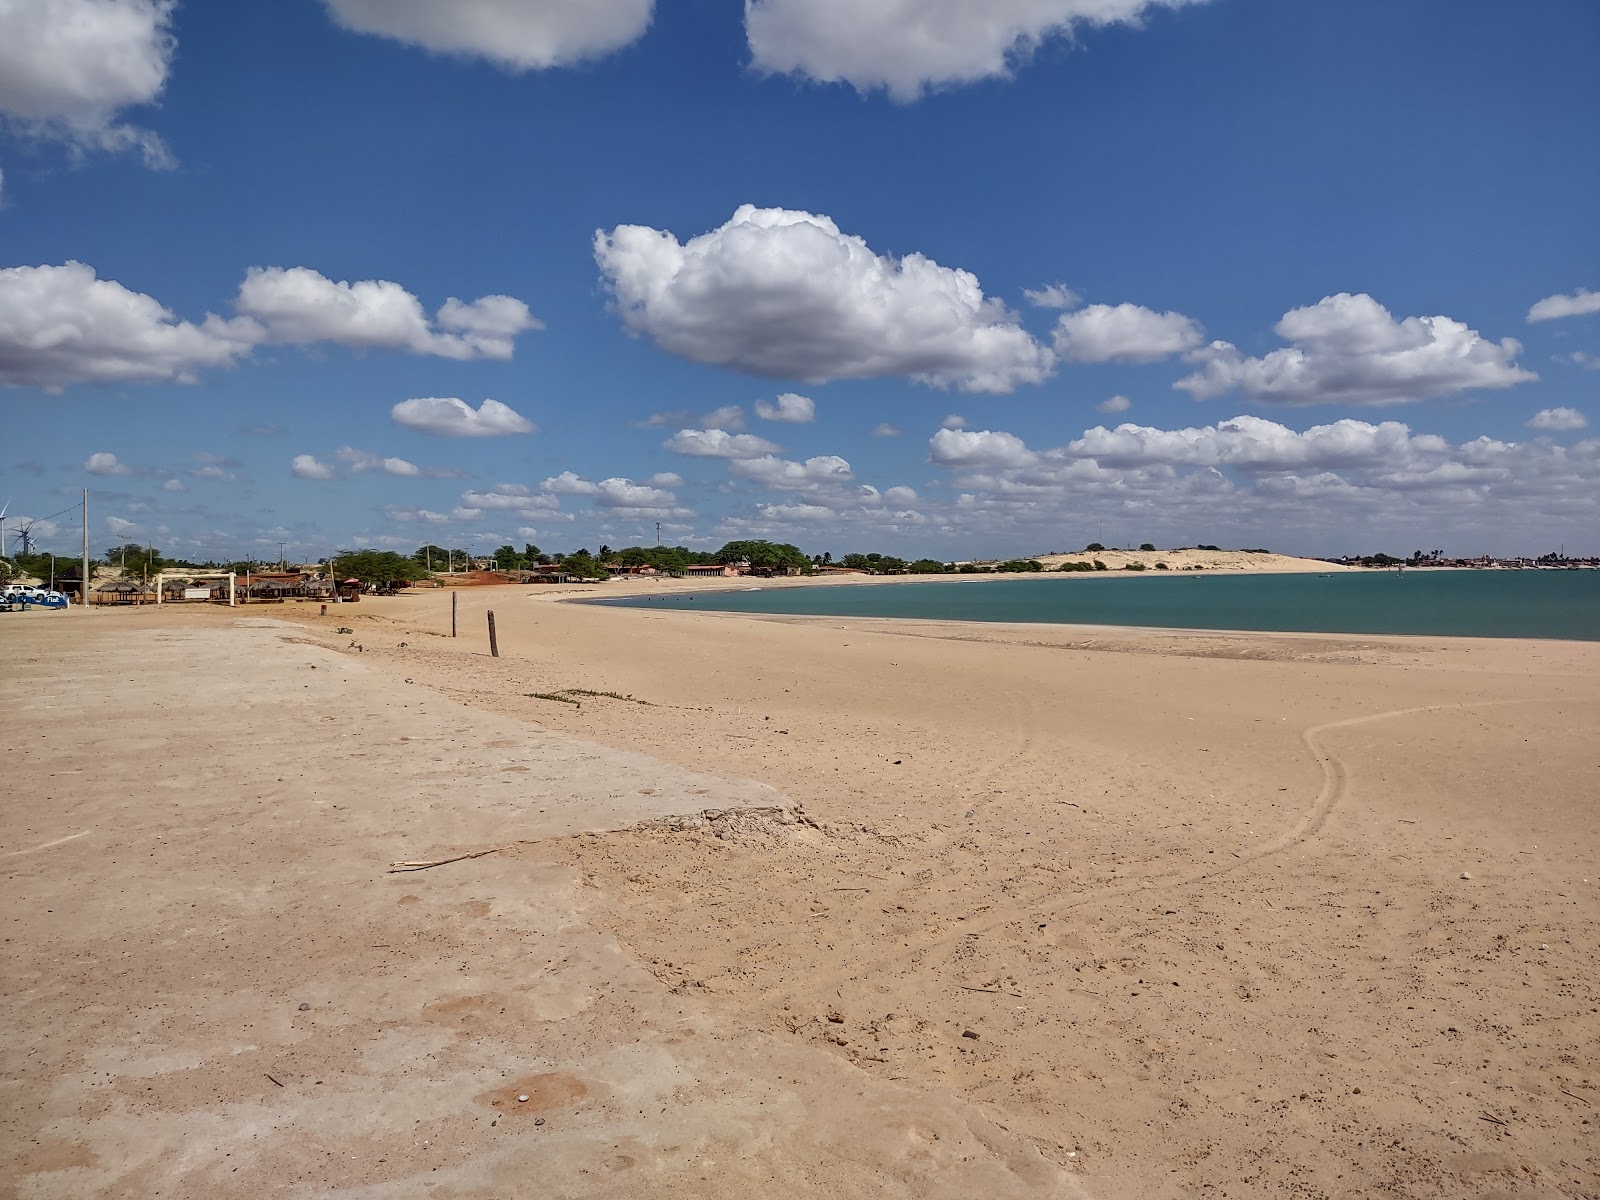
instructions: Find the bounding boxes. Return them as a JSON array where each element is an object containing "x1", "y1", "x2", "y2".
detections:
[
  {"x1": 486, "y1": 609, "x2": 499, "y2": 658},
  {"x1": 451, "y1": 590, "x2": 457, "y2": 638}
]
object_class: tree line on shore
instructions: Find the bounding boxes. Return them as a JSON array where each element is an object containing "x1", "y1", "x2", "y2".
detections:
[{"x1": 1, "y1": 538, "x2": 1290, "y2": 588}]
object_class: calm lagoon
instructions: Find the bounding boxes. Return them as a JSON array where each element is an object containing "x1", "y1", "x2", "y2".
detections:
[{"x1": 605, "y1": 570, "x2": 1600, "y2": 641}]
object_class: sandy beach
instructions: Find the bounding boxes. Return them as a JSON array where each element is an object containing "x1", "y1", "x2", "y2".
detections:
[{"x1": 5, "y1": 582, "x2": 1597, "y2": 1198}]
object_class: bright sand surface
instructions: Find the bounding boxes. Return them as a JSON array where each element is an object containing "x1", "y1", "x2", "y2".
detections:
[{"x1": 6, "y1": 578, "x2": 1598, "y2": 1198}]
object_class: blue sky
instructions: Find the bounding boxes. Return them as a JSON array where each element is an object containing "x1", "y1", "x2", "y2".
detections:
[{"x1": 2, "y1": 0, "x2": 1597, "y2": 563}]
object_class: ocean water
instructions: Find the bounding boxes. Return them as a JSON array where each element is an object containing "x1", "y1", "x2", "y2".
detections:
[{"x1": 606, "y1": 570, "x2": 1600, "y2": 641}]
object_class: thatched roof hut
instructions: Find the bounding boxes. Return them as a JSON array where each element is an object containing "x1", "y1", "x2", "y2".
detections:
[{"x1": 96, "y1": 578, "x2": 154, "y2": 603}]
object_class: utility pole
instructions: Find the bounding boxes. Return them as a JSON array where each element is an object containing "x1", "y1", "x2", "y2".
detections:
[
  {"x1": 81, "y1": 489, "x2": 90, "y2": 611},
  {"x1": 656, "y1": 521, "x2": 661, "y2": 547},
  {"x1": 278, "y1": 541, "x2": 287, "y2": 570}
]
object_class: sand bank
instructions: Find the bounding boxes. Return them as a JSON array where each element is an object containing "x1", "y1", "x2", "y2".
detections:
[
  {"x1": 9, "y1": 593, "x2": 1597, "y2": 1197},
  {"x1": 286, "y1": 584, "x2": 1597, "y2": 1198}
]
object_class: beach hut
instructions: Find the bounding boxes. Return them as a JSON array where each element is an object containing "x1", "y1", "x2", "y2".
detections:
[
  {"x1": 96, "y1": 578, "x2": 153, "y2": 605},
  {"x1": 246, "y1": 577, "x2": 301, "y2": 602}
]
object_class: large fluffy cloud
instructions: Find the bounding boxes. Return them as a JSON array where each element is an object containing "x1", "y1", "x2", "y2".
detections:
[
  {"x1": 390, "y1": 397, "x2": 535, "y2": 437},
  {"x1": 1176, "y1": 293, "x2": 1535, "y2": 406},
  {"x1": 595, "y1": 205, "x2": 1053, "y2": 392},
  {"x1": 928, "y1": 427, "x2": 1035, "y2": 468},
  {"x1": 1052, "y1": 302, "x2": 1204, "y2": 363},
  {"x1": 746, "y1": 0, "x2": 1200, "y2": 101},
  {"x1": 1527, "y1": 288, "x2": 1600, "y2": 323},
  {"x1": 662, "y1": 428, "x2": 781, "y2": 458},
  {"x1": 322, "y1": 0, "x2": 653, "y2": 69},
  {"x1": 0, "y1": 262, "x2": 541, "y2": 388},
  {"x1": 236, "y1": 267, "x2": 540, "y2": 361},
  {"x1": 0, "y1": 0, "x2": 175, "y2": 163},
  {"x1": 0, "y1": 263, "x2": 256, "y2": 388}
]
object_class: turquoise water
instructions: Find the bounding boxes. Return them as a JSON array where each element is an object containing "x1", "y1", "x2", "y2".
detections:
[{"x1": 606, "y1": 570, "x2": 1600, "y2": 641}]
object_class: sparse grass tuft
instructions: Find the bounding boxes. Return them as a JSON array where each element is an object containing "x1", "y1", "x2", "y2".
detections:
[{"x1": 529, "y1": 692, "x2": 581, "y2": 706}]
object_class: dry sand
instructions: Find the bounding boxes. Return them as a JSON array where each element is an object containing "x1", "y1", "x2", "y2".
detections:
[{"x1": 5, "y1": 580, "x2": 1597, "y2": 1198}]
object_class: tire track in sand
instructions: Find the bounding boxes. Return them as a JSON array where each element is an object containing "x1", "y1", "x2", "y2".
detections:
[{"x1": 760, "y1": 697, "x2": 1553, "y2": 1007}]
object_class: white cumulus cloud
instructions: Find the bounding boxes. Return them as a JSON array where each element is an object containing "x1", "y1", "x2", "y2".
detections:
[
  {"x1": 335, "y1": 447, "x2": 420, "y2": 477},
  {"x1": 1066, "y1": 415, "x2": 1451, "y2": 471},
  {"x1": 595, "y1": 204, "x2": 1053, "y2": 393},
  {"x1": 1527, "y1": 288, "x2": 1600, "y2": 323},
  {"x1": 754, "y1": 392, "x2": 816, "y2": 423},
  {"x1": 1098, "y1": 394, "x2": 1132, "y2": 414},
  {"x1": 871, "y1": 422, "x2": 903, "y2": 437},
  {"x1": 0, "y1": 0, "x2": 176, "y2": 164},
  {"x1": 236, "y1": 267, "x2": 539, "y2": 361},
  {"x1": 0, "y1": 262, "x2": 256, "y2": 388},
  {"x1": 920, "y1": 413, "x2": 1600, "y2": 550},
  {"x1": 1, "y1": 262, "x2": 539, "y2": 389},
  {"x1": 84, "y1": 451, "x2": 130, "y2": 475},
  {"x1": 391, "y1": 396, "x2": 536, "y2": 437},
  {"x1": 928, "y1": 427, "x2": 1035, "y2": 468},
  {"x1": 1527, "y1": 407, "x2": 1588, "y2": 432},
  {"x1": 593, "y1": 477, "x2": 677, "y2": 509},
  {"x1": 1053, "y1": 302, "x2": 1204, "y2": 363},
  {"x1": 291, "y1": 454, "x2": 335, "y2": 480},
  {"x1": 540, "y1": 471, "x2": 684, "y2": 516},
  {"x1": 746, "y1": 0, "x2": 1201, "y2": 101},
  {"x1": 541, "y1": 471, "x2": 600, "y2": 496},
  {"x1": 730, "y1": 453, "x2": 854, "y2": 490},
  {"x1": 662, "y1": 428, "x2": 781, "y2": 458},
  {"x1": 1177, "y1": 293, "x2": 1536, "y2": 406},
  {"x1": 461, "y1": 485, "x2": 560, "y2": 513},
  {"x1": 323, "y1": 0, "x2": 653, "y2": 70}
]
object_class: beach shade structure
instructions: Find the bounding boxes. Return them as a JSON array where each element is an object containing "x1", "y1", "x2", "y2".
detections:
[
  {"x1": 96, "y1": 578, "x2": 154, "y2": 605},
  {"x1": 247, "y1": 577, "x2": 303, "y2": 601}
]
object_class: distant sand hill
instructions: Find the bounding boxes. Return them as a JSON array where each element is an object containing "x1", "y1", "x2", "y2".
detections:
[{"x1": 1031, "y1": 548, "x2": 1354, "y2": 573}]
